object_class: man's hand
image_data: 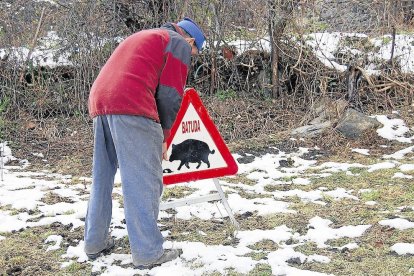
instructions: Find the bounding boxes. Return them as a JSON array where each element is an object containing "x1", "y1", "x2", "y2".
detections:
[{"x1": 162, "y1": 142, "x2": 168, "y2": 161}]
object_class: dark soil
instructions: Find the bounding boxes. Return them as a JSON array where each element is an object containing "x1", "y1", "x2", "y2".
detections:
[{"x1": 4, "y1": 116, "x2": 94, "y2": 177}]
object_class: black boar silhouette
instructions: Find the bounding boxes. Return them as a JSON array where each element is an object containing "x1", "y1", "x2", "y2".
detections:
[{"x1": 169, "y1": 139, "x2": 215, "y2": 170}]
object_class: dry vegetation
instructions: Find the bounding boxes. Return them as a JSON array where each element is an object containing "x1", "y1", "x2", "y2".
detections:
[
  {"x1": 0, "y1": 0, "x2": 412, "y2": 176},
  {"x1": 0, "y1": 3, "x2": 414, "y2": 273}
]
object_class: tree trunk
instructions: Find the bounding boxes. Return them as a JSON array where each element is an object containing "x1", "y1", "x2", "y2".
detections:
[
  {"x1": 346, "y1": 66, "x2": 362, "y2": 104},
  {"x1": 209, "y1": 1, "x2": 223, "y2": 95},
  {"x1": 267, "y1": 0, "x2": 297, "y2": 98},
  {"x1": 268, "y1": 1, "x2": 280, "y2": 98}
]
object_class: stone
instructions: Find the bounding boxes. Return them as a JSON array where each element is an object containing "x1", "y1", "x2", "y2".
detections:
[
  {"x1": 335, "y1": 108, "x2": 382, "y2": 138},
  {"x1": 291, "y1": 121, "x2": 332, "y2": 138},
  {"x1": 311, "y1": 98, "x2": 348, "y2": 124}
]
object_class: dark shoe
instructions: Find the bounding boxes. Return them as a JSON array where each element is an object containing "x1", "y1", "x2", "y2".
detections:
[
  {"x1": 135, "y1": 249, "x2": 180, "y2": 269},
  {"x1": 86, "y1": 237, "x2": 115, "y2": 260}
]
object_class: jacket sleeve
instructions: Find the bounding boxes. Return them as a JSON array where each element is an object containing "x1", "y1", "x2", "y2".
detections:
[{"x1": 156, "y1": 31, "x2": 191, "y2": 142}]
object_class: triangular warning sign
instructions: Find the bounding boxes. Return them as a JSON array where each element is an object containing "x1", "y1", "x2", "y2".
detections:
[{"x1": 162, "y1": 88, "x2": 238, "y2": 185}]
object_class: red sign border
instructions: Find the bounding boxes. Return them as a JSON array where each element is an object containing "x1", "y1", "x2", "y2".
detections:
[{"x1": 163, "y1": 88, "x2": 238, "y2": 185}]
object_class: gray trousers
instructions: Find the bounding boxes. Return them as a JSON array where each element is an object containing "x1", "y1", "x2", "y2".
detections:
[{"x1": 84, "y1": 115, "x2": 164, "y2": 265}]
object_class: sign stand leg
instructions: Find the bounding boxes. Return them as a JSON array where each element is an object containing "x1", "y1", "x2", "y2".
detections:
[
  {"x1": 213, "y1": 178, "x2": 239, "y2": 229},
  {"x1": 159, "y1": 178, "x2": 239, "y2": 229}
]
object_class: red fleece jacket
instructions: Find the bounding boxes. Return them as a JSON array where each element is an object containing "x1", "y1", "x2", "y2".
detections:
[{"x1": 88, "y1": 25, "x2": 191, "y2": 141}]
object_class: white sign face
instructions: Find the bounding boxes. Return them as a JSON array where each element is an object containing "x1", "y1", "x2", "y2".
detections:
[{"x1": 162, "y1": 103, "x2": 227, "y2": 175}]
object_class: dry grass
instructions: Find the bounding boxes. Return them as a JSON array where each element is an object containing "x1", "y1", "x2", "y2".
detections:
[
  {"x1": 0, "y1": 224, "x2": 90, "y2": 276},
  {"x1": 41, "y1": 192, "x2": 75, "y2": 205},
  {"x1": 3, "y1": 117, "x2": 93, "y2": 177},
  {"x1": 162, "y1": 185, "x2": 196, "y2": 200}
]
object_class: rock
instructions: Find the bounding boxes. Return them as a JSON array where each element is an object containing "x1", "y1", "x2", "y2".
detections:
[
  {"x1": 237, "y1": 155, "x2": 255, "y2": 164},
  {"x1": 6, "y1": 266, "x2": 22, "y2": 275},
  {"x1": 279, "y1": 158, "x2": 294, "y2": 167},
  {"x1": 291, "y1": 98, "x2": 347, "y2": 138},
  {"x1": 312, "y1": 98, "x2": 348, "y2": 123},
  {"x1": 285, "y1": 238, "x2": 294, "y2": 245},
  {"x1": 387, "y1": 113, "x2": 401, "y2": 120},
  {"x1": 286, "y1": 257, "x2": 302, "y2": 265},
  {"x1": 309, "y1": 116, "x2": 327, "y2": 125},
  {"x1": 291, "y1": 121, "x2": 332, "y2": 138},
  {"x1": 335, "y1": 108, "x2": 382, "y2": 138},
  {"x1": 239, "y1": 211, "x2": 254, "y2": 219}
]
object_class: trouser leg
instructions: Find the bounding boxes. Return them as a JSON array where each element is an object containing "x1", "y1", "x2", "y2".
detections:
[
  {"x1": 107, "y1": 115, "x2": 164, "y2": 265},
  {"x1": 84, "y1": 116, "x2": 118, "y2": 254}
]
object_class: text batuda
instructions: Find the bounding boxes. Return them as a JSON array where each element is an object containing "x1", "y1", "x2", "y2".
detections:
[{"x1": 182, "y1": 120, "x2": 201, "y2": 134}]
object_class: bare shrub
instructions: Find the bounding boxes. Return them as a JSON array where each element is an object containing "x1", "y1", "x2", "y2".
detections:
[{"x1": 0, "y1": 0, "x2": 413, "y2": 142}]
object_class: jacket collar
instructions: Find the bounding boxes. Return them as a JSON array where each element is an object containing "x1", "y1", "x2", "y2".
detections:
[{"x1": 161, "y1": 22, "x2": 185, "y2": 37}]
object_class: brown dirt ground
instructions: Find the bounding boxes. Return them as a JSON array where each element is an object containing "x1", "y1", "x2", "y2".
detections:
[{"x1": 4, "y1": 100, "x2": 413, "y2": 178}]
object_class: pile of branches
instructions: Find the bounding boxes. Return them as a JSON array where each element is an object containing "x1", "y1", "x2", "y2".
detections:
[{"x1": 192, "y1": 36, "x2": 414, "y2": 111}]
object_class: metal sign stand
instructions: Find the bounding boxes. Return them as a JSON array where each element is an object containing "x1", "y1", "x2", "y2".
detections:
[{"x1": 160, "y1": 178, "x2": 239, "y2": 229}]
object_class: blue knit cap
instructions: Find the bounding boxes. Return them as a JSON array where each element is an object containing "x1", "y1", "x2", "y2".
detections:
[{"x1": 177, "y1": 17, "x2": 205, "y2": 52}]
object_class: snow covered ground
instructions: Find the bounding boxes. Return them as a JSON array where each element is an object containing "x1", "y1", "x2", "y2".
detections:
[
  {"x1": 1, "y1": 114, "x2": 414, "y2": 275},
  {"x1": 304, "y1": 32, "x2": 414, "y2": 75}
]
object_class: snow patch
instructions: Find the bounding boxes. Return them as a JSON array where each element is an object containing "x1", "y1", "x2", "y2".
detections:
[{"x1": 391, "y1": 243, "x2": 414, "y2": 255}]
